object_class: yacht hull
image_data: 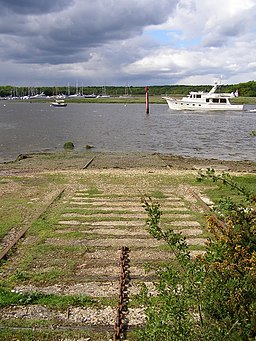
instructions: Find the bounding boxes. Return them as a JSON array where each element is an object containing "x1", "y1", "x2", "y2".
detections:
[{"x1": 163, "y1": 97, "x2": 244, "y2": 111}]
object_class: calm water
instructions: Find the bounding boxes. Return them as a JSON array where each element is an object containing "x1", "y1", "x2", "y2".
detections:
[{"x1": 0, "y1": 101, "x2": 256, "y2": 162}]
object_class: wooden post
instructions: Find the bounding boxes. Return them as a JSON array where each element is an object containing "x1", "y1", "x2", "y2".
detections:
[{"x1": 145, "y1": 86, "x2": 149, "y2": 114}]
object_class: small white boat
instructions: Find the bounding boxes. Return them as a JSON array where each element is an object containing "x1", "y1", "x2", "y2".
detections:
[
  {"x1": 29, "y1": 92, "x2": 47, "y2": 99},
  {"x1": 83, "y1": 94, "x2": 97, "y2": 98},
  {"x1": 51, "y1": 99, "x2": 67, "y2": 107},
  {"x1": 68, "y1": 93, "x2": 84, "y2": 98},
  {"x1": 96, "y1": 94, "x2": 110, "y2": 98},
  {"x1": 162, "y1": 83, "x2": 244, "y2": 111},
  {"x1": 96, "y1": 86, "x2": 110, "y2": 98}
]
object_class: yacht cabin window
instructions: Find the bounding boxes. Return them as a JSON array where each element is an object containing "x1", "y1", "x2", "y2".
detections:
[{"x1": 220, "y1": 98, "x2": 227, "y2": 103}]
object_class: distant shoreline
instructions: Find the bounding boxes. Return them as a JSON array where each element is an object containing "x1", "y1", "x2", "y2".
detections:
[{"x1": 1, "y1": 95, "x2": 256, "y2": 105}]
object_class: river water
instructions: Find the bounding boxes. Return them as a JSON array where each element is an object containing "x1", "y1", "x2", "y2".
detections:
[{"x1": 0, "y1": 101, "x2": 255, "y2": 162}]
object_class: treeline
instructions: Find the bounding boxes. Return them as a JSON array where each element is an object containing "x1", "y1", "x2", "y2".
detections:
[{"x1": 1, "y1": 80, "x2": 256, "y2": 97}]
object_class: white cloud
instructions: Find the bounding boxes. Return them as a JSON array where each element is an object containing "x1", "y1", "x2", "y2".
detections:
[{"x1": 127, "y1": 0, "x2": 256, "y2": 84}]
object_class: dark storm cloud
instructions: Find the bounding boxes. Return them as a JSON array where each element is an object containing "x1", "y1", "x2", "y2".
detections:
[
  {"x1": 0, "y1": 0, "x2": 172, "y2": 65},
  {"x1": 2, "y1": 0, "x2": 254, "y2": 86},
  {"x1": 0, "y1": 0, "x2": 71, "y2": 14}
]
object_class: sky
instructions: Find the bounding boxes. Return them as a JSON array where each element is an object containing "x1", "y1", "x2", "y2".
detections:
[{"x1": 0, "y1": 0, "x2": 256, "y2": 87}]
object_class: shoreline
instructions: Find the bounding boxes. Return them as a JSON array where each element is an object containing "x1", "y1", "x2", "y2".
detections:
[{"x1": 0, "y1": 150, "x2": 255, "y2": 174}]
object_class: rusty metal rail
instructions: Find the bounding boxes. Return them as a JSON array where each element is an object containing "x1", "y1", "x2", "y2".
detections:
[
  {"x1": 114, "y1": 246, "x2": 130, "y2": 341},
  {"x1": 0, "y1": 188, "x2": 65, "y2": 261},
  {"x1": 189, "y1": 188, "x2": 227, "y2": 229}
]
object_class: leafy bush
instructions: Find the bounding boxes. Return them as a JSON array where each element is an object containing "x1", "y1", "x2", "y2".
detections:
[{"x1": 138, "y1": 171, "x2": 256, "y2": 340}]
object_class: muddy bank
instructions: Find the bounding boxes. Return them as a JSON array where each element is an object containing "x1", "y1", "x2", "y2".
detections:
[{"x1": 0, "y1": 151, "x2": 255, "y2": 174}]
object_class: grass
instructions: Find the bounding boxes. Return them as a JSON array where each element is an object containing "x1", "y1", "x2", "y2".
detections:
[
  {"x1": 3, "y1": 241, "x2": 91, "y2": 286},
  {"x1": 231, "y1": 96, "x2": 256, "y2": 104},
  {"x1": 0, "y1": 216, "x2": 21, "y2": 241},
  {"x1": 198, "y1": 174, "x2": 256, "y2": 205},
  {"x1": 60, "y1": 95, "x2": 166, "y2": 104},
  {"x1": 0, "y1": 173, "x2": 66, "y2": 241},
  {"x1": 84, "y1": 187, "x2": 102, "y2": 196},
  {"x1": 0, "y1": 285, "x2": 95, "y2": 309},
  {"x1": 150, "y1": 190, "x2": 168, "y2": 199},
  {"x1": 0, "y1": 328, "x2": 114, "y2": 341}
]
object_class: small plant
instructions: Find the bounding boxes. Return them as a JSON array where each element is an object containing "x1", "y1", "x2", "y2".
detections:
[
  {"x1": 11, "y1": 270, "x2": 29, "y2": 281},
  {"x1": 249, "y1": 130, "x2": 256, "y2": 137},
  {"x1": 63, "y1": 141, "x2": 74, "y2": 149},
  {"x1": 138, "y1": 197, "x2": 206, "y2": 340}
]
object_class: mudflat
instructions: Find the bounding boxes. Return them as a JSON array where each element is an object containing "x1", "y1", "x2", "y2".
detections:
[{"x1": 0, "y1": 150, "x2": 255, "y2": 173}]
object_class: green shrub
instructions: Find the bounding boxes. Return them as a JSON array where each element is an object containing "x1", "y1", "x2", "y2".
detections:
[{"x1": 138, "y1": 171, "x2": 256, "y2": 340}]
